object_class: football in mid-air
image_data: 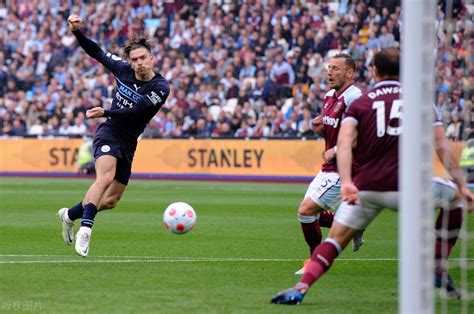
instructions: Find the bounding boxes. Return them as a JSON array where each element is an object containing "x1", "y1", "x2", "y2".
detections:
[{"x1": 163, "y1": 202, "x2": 196, "y2": 234}]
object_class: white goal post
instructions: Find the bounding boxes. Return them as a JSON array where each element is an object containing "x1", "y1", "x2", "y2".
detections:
[{"x1": 400, "y1": 0, "x2": 436, "y2": 313}]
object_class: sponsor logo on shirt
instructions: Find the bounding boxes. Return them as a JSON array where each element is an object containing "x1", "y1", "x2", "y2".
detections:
[
  {"x1": 115, "y1": 93, "x2": 134, "y2": 108},
  {"x1": 147, "y1": 91, "x2": 162, "y2": 106},
  {"x1": 323, "y1": 116, "x2": 340, "y2": 128},
  {"x1": 118, "y1": 83, "x2": 141, "y2": 102}
]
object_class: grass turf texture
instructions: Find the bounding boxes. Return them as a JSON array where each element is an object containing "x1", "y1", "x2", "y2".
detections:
[{"x1": 0, "y1": 177, "x2": 472, "y2": 313}]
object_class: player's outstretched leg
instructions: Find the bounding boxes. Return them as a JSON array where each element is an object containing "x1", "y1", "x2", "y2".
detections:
[
  {"x1": 273, "y1": 238, "x2": 342, "y2": 305},
  {"x1": 57, "y1": 208, "x2": 75, "y2": 245}
]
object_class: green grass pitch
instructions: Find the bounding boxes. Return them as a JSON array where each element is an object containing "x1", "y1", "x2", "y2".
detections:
[{"x1": 0, "y1": 177, "x2": 472, "y2": 313}]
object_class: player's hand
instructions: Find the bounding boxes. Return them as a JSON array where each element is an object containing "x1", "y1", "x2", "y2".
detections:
[
  {"x1": 86, "y1": 107, "x2": 104, "y2": 119},
  {"x1": 312, "y1": 115, "x2": 325, "y2": 136},
  {"x1": 67, "y1": 15, "x2": 82, "y2": 32},
  {"x1": 323, "y1": 148, "x2": 336, "y2": 163},
  {"x1": 460, "y1": 186, "x2": 474, "y2": 213},
  {"x1": 341, "y1": 182, "x2": 360, "y2": 205}
]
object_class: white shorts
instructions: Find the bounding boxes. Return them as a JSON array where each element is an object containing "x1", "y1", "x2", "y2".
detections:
[
  {"x1": 335, "y1": 177, "x2": 458, "y2": 230},
  {"x1": 431, "y1": 177, "x2": 457, "y2": 208},
  {"x1": 335, "y1": 191, "x2": 398, "y2": 230},
  {"x1": 304, "y1": 171, "x2": 341, "y2": 210}
]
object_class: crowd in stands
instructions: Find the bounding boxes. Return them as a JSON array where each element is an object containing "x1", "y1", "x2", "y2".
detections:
[{"x1": 0, "y1": 0, "x2": 472, "y2": 140}]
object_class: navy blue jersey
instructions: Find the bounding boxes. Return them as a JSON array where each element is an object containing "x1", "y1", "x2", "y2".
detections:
[{"x1": 73, "y1": 30, "x2": 170, "y2": 146}]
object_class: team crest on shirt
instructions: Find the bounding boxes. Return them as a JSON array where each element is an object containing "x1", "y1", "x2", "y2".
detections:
[
  {"x1": 101, "y1": 145, "x2": 111, "y2": 153},
  {"x1": 334, "y1": 102, "x2": 343, "y2": 112}
]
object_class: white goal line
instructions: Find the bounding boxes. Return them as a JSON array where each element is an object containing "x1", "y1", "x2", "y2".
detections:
[{"x1": 0, "y1": 255, "x2": 473, "y2": 265}]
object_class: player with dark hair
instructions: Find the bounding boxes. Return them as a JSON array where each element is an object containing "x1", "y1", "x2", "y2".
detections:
[
  {"x1": 294, "y1": 53, "x2": 363, "y2": 275},
  {"x1": 271, "y1": 48, "x2": 474, "y2": 304},
  {"x1": 57, "y1": 15, "x2": 170, "y2": 257}
]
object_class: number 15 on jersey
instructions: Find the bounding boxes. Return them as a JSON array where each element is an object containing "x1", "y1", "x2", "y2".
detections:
[{"x1": 372, "y1": 99, "x2": 403, "y2": 137}]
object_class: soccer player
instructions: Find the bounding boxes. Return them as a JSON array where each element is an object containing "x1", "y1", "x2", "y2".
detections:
[
  {"x1": 57, "y1": 15, "x2": 170, "y2": 257},
  {"x1": 271, "y1": 48, "x2": 474, "y2": 304},
  {"x1": 294, "y1": 53, "x2": 363, "y2": 275}
]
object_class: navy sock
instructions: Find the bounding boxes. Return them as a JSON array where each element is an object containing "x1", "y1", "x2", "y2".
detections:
[
  {"x1": 81, "y1": 203, "x2": 98, "y2": 229},
  {"x1": 67, "y1": 202, "x2": 84, "y2": 221}
]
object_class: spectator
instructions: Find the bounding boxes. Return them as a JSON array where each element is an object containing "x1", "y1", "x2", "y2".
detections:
[
  {"x1": 239, "y1": 56, "x2": 257, "y2": 80},
  {"x1": 68, "y1": 113, "x2": 87, "y2": 136},
  {"x1": 28, "y1": 118, "x2": 45, "y2": 135},
  {"x1": 58, "y1": 118, "x2": 72, "y2": 136},
  {"x1": 195, "y1": 117, "x2": 209, "y2": 138},
  {"x1": 213, "y1": 121, "x2": 233, "y2": 138},
  {"x1": 378, "y1": 25, "x2": 395, "y2": 49},
  {"x1": 0, "y1": 0, "x2": 470, "y2": 140},
  {"x1": 47, "y1": 115, "x2": 61, "y2": 135},
  {"x1": 142, "y1": 119, "x2": 162, "y2": 138},
  {"x1": 298, "y1": 108, "x2": 313, "y2": 137},
  {"x1": 445, "y1": 113, "x2": 463, "y2": 141},
  {"x1": 9, "y1": 117, "x2": 27, "y2": 136},
  {"x1": 162, "y1": 111, "x2": 176, "y2": 138},
  {"x1": 235, "y1": 119, "x2": 254, "y2": 138},
  {"x1": 270, "y1": 50, "x2": 295, "y2": 102}
]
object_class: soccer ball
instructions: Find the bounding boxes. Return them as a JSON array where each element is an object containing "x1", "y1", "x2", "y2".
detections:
[{"x1": 163, "y1": 202, "x2": 196, "y2": 234}]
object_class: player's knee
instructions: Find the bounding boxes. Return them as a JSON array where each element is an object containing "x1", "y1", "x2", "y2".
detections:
[
  {"x1": 297, "y1": 201, "x2": 321, "y2": 216},
  {"x1": 298, "y1": 207, "x2": 314, "y2": 217},
  {"x1": 97, "y1": 172, "x2": 115, "y2": 187}
]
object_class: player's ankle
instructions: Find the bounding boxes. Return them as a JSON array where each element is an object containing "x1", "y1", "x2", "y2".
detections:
[{"x1": 294, "y1": 282, "x2": 309, "y2": 294}]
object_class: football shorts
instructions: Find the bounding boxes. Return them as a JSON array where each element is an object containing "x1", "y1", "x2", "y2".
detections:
[
  {"x1": 304, "y1": 171, "x2": 341, "y2": 210},
  {"x1": 92, "y1": 136, "x2": 134, "y2": 185}
]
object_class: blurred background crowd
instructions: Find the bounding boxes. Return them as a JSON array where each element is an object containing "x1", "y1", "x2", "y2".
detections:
[{"x1": 0, "y1": 0, "x2": 472, "y2": 140}]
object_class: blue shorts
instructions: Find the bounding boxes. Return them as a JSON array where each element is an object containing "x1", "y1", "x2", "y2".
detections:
[{"x1": 92, "y1": 136, "x2": 134, "y2": 185}]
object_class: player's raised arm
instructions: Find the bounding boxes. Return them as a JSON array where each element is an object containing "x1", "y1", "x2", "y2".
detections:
[
  {"x1": 67, "y1": 15, "x2": 128, "y2": 76},
  {"x1": 67, "y1": 14, "x2": 82, "y2": 32}
]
